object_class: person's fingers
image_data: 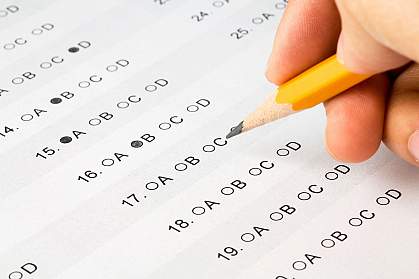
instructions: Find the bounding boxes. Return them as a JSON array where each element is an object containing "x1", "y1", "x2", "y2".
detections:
[
  {"x1": 383, "y1": 63, "x2": 419, "y2": 167},
  {"x1": 266, "y1": 0, "x2": 341, "y2": 85},
  {"x1": 335, "y1": 0, "x2": 418, "y2": 74},
  {"x1": 324, "y1": 74, "x2": 389, "y2": 162}
]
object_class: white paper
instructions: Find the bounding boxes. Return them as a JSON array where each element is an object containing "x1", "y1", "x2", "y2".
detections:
[{"x1": 1, "y1": 1, "x2": 418, "y2": 278}]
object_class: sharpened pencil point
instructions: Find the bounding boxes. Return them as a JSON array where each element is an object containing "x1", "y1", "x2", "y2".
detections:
[{"x1": 226, "y1": 121, "x2": 244, "y2": 139}]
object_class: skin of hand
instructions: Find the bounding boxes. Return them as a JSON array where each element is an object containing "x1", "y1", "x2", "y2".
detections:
[{"x1": 266, "y1": 0, "x2": 419, "y2": 167}]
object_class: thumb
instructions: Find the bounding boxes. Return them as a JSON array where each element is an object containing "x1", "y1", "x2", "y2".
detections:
[
  {"x1": 384, "y1": 63, "x2": 419, "y2": 167},
  {"x1": 335, "y1": 0, "x2": 418, "y2": 74}
]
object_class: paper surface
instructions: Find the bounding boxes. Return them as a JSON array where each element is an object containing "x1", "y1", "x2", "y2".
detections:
[{"x1": 1, "y1": 1, "x2": 418, "y2": 278}]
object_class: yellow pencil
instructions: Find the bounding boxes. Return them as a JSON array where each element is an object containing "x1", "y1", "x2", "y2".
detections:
[{"x1": 226, "y1": 55, "x2": 373, "y2": 139}]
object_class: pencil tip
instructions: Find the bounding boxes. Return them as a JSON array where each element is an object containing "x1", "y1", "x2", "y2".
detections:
[{"x1": 226, "y1": 121, "x2": 244, "y2": 139}]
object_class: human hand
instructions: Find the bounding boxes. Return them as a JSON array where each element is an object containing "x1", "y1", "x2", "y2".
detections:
[{"x1": 266, "y1": 0, "x2": 419, "y2": 167}]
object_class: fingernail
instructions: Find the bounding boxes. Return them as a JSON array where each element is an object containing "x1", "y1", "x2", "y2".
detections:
[
  {"x1": 336, "y1": 33, "x2": 345, "y2": 65},
  {"x1": 266, "y1": 56, "x2": 272, "y2": 72},
  {"x1": 266, "y1": 53, "x2": 275, "y2": 72},
  {"x1": 408, "y1": 130, "x2": 419, "y2": 162}
]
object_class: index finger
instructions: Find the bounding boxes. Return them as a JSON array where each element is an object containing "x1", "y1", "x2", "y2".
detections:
[{"x1": 266, "y1": 0, "x2": 341, "y2": 84}]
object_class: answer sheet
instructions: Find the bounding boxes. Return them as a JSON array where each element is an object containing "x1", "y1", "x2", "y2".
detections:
[{"x1": 1, "y1": 0, "x2": 418, "y2": 278}]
